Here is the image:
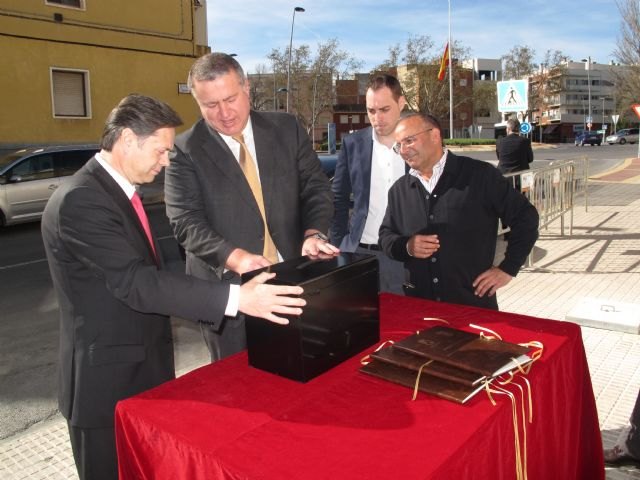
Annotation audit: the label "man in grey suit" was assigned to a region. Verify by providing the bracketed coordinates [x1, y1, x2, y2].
[165, 53, 338, 361]
[42, 94, 306, 480]
[330, 74, 406, 294]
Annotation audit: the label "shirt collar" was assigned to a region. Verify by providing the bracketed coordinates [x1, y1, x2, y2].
[95, 152, 136, 199]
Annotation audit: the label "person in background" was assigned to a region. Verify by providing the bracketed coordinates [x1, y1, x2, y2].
[165, 53, 338, 362]
[604, 391, 640, 467]
[379, 113, 539, 310]
[330, 73, 406, 294]
[496, 118, 533, 174]
[42, 94, 306, 480]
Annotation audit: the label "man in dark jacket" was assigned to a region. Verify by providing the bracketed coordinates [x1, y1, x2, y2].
[379, 113, 539, 310]
[496, 118, 533, 174]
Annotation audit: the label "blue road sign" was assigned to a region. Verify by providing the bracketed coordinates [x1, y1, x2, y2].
[520, 122, 531, 134]
[497, 80, 529, 112]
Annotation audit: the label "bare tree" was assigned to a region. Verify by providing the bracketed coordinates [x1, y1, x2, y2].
[613, 0, 640, 115]
[528, 49, 567, 124]
[248, 64, 277, 112]
[266, 39, 362, 132]
[398, 39, 474, 120]
[501, 45, 537, 80]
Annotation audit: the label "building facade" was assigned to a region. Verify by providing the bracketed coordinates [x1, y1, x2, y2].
[530, 60, 618, 143]
[464, 58, 503, 139]
[0, 0, 209, 149]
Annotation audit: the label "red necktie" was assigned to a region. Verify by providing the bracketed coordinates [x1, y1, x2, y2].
[131, 191, 157, 259]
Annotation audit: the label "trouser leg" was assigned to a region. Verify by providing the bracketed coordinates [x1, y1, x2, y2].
[67, 422, 118, 480]
[626, 390, 640, 458]
[200, 315, 247, 362]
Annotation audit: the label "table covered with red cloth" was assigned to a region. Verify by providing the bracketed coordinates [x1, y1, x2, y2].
[115, 293, 604, 480]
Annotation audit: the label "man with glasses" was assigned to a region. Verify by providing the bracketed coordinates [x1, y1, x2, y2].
[330, 74, 407, 294]
[379, 113, 538, 309]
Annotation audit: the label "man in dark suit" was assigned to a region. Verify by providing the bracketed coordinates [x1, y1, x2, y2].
[165, 53, 338, 362]
[42, 94, 306, 480]
[496, 118, 533, 174]
[330, 74, 406, 294]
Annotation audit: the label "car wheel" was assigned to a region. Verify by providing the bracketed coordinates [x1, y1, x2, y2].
[620, 138, 627, 145]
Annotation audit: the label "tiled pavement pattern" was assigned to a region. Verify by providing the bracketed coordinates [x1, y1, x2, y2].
[1, 170, 639, 479]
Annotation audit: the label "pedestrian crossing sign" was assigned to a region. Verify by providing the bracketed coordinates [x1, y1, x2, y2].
[497, 80, 529, 113]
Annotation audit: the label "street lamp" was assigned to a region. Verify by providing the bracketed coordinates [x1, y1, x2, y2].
[581, 57, 592, 131]
[286, 6, 305, 113]
[448, 0, 453, 139]
[276, 87, 287, 111]
[312, 74, 319, 148]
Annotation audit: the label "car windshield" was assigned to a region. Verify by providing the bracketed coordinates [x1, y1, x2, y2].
[0, 150, 36, 173]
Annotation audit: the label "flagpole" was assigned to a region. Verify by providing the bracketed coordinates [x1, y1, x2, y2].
[448, 0, 453, 139]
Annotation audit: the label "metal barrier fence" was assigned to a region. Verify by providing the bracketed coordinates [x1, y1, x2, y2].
[502, 157, 589, 236]
[501, 157, 589, 265]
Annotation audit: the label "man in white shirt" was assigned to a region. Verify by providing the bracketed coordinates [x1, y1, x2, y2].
[330, 74, 407, 293]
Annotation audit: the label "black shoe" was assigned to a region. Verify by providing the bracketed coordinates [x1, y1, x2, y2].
[604, 445, 640, 467]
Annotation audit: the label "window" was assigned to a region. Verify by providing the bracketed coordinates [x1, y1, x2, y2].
[50, 68, 91, 118]
[11, 155, 56, 182]
[54, 150, 97, 177]
[340, 115, 349, 124]
[45, 0, 84, 9]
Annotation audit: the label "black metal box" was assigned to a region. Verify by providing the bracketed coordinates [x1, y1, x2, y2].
[242, 253, 379, 382]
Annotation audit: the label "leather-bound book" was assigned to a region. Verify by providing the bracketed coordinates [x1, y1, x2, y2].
[360, 360, 488, 404]
[392, 326, 532, 377]
[370, 345, 486, 386]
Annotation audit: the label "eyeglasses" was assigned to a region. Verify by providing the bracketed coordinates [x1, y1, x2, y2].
[392, 128, 433, 154]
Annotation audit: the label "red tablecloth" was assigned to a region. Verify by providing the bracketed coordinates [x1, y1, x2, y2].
[115, 293, 604, 479]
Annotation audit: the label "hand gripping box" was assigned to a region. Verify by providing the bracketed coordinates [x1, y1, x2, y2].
[242, 253, 380, 382]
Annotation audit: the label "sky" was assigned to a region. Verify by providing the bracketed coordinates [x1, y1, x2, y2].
[206, 0, 621, 74]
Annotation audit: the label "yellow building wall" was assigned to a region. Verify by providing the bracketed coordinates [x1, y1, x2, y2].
[0, 0, 206, 147]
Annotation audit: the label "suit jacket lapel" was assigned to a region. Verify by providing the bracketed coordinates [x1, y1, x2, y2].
[250, 111, 277, 214]
[88, 158, 159, 265]
[357, 128, 374, 202]
[196, 121, 262, 218]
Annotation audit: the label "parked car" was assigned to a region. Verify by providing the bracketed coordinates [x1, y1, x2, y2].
[317, 153, 338, 180]
[606, 128, 639, 145]
[0, 145, 98, 226]
[574, 131, 602, 147]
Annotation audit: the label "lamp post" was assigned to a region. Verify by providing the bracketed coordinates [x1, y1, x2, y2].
[448, 0, 453, 139]
[276, 87, 287, 111]
[312, 74, 319, 148]
[286, 6, 305, 113]
[586, 56, 592, 131]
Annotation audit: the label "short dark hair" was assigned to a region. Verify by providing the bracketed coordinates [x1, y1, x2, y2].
[367, 73, 403, 102]
[400, 112, 443, 132]
[187, 52, 246, 89]
[100, 94, 183, 151]
[506, 118, 520, 133]
[397, 112, 445, 147]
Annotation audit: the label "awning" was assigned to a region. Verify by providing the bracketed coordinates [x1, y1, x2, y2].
[543, 125, 559, 134]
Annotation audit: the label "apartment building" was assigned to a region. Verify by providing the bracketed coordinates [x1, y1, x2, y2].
[530, 60, 618, 142]
[0, 0, 209, 148]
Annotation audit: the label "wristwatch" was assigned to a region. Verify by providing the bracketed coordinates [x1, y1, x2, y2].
[304, 232, 329, 242]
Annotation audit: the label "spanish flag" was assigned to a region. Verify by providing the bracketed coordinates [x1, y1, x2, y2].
[437, 42, 449, 81]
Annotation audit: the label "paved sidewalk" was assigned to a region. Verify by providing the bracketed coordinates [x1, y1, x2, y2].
[1, 172, 639, 479]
